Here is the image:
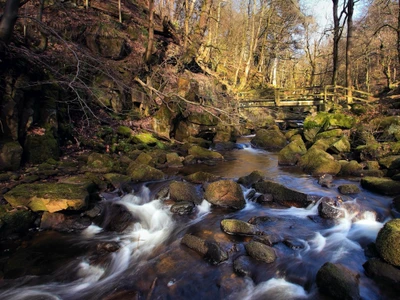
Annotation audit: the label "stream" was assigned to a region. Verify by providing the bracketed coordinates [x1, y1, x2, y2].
[0, 136, 394, 300]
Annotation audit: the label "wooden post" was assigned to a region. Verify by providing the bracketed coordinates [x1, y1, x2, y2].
[275, 88, 280, 106]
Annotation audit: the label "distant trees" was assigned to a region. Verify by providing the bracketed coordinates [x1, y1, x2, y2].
[0, 0, 20, 43]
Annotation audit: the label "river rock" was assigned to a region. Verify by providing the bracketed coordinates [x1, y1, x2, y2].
[329, 136, 351, 154]
[237, 170, 264, 187]
[104, 173, 131, 189]
[379, 155, 400, 170]
[318, 197, 345, 219]
[188, 145, 223, 161]
[316, 262, 360, 300]
[40, 212, 91, 232]
[250, 128, 287, 150]
[181, 234, 228, 264]
[166, 152, 183, 168]
[245, 240, 276, 263]
[376, 219, 400, 266]
[169, 181, 202, 204]
[363, 258, 400, 290]
[338, 160, 364, 176]
[318, 174, 334, 188]
[86, 152, 115, 173]
[278, 135, 307, 166]
[298, 147, 341, 176]
[100, 203, 137, 232]
[204, 180, 245, 210]
[4, 183, 89, 213]
[253, 180, 315, 208]
[134, 152, 153, 165]
[360, 176, 400, 196]
[126, 162, 164, 182]
[220, 219, 260, 236]
[233, 255, 254, 277]
[170, 201, 195, 215]
[338, 184, 360, 195]
[184, 171, 221, 183]
[0, 140, 23, 171]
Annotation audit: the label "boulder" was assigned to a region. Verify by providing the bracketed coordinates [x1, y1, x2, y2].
[188, 145, 223, 160]
[338, 160, 364, 176]
[185, 171, 221, 183]
[329, 136, 351, 154]
[204, 180, 245, 210]
[318, 197, 345, 219]
[181, 234, 228, 264]
[251, 128, 287, 150]
[24, 132, 59, 164]
[379, 155, 400, 170]
[104, 173, 131, 189]
[245, 240, 276, 263]
[361, 177, 400, 196]
[166, 152, 183, 168]
[316, 262, 360, 300]
[131, 132, 164, 149]
[40, 212, 91, 232]
[220, 219, 260, 236]
[0, 141, 23, 171]
[116, 126, 133, 137]
[376, 219, 400, 266]
[0, 205, 36, 238]
[126, 162, 164, 182]
[338, 184, 360, 195]
[100, 203, 137, 232]
[318, 174, 334, 188]
[254, 180, 316, 208]
[237, 170, 264, 187]
[315, 129, 343, 140]
[4, 183, 89, 213]
[298, 147, 341, 176]
[134, 152, 153, 165]
[278, 135, 307, 166]
[87, 153, 114, 173]
[169, 181, 202, 204]
[363, 258, 400, 290]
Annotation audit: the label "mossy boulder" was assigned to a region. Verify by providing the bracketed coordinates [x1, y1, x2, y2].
[237, 170, 264, 187]
[338, 160, 364, 176]
[181, 234, 228, 265]
[361, 177, 400, 196]
[338, 184, 360, 195]
[188, 145, 223, 160]
[0, 141, 23, 171]
[329, 136, 351, 154]
[379, 155, 400, 170]
[204, 180, 245, 210]
[376, 219, 400, 266]
[0, 205, 36, 238]
[316, 262, 360, 300]
[363, 258, 400, 290]
[86, 152, 114, 173]
[126, 162, 164, 182]
[220, 219, 260, 236]
[298, 147, 341, 176]
[117, 126, 133, 137]
[166, 152, 183, 168]
[253, 180, 315, 208]
[131, 132, 165, 149]
[315, 129, 343, 140]
[4, 183, 89, 213]
[134, 152, 153, 165]
[251, 128, 287, 150]
[278, 135, 307, 166]
[188, 112, 219, 126]
[24, 132, 59, 164]
[184, 171, 221, 183]
[104, 173, 131, 189]
[169, 181, 202, 204]
[245, 240, 276, 263]
[305, 112, 356, 130]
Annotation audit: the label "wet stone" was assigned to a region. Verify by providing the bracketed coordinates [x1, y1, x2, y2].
[170, 201, 195, 215]
[233, 255, 254, 277]
[256, 194, 273, 203]
[283, 239, 305, 250]
[318, 174, 334, 188]
[245, 240, 276, 263]
[363, 258, 400, 290]
[220, 219, 260, 236]
[97, 242, 120, 253]
[318, 197, 345, 219]
[338, 184, 360, 195]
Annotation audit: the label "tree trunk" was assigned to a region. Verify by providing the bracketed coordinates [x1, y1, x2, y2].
[332, 0, 339, 86]
[397, 0, 400, 65]
[346, 0, 354, 103]
[0, 0, 21, 43]
[145, 0, 155, 64]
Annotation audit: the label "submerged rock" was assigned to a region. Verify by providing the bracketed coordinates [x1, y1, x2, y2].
[220, 219, 260, 236]
[338, 184, 360, 195]
[245, 240, 276, 263]
[233, 255, 254, 277]
[204, 180, 245, 210]
[361, 176, 400, 196]
[184, 171, 221, 183]
[4, 183, 89, 213]
[181, 234, 228, 264]
[376, 219, 400, 266]
[363, 258, 400, 291]
[237, 170, 264, 187]
[316, 262, 360, 300]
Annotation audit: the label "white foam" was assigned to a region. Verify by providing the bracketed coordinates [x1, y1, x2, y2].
[81, 224, 103, 238]
[197, 199, 211, 216]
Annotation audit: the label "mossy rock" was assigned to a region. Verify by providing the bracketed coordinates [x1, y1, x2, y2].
[285, 129, 301, 140]
[104, 173, 131, 189]
[351, 103, 367, 115]
[338, 184, 360, 195]
[379, 156, 400, 170]
[117, 126, 134, 137]
[134, 152, 153, 165]
[371, 116, 400, 130]
[166, 152, 183, 168]
[245, 240, 276, 263]
[329, 136, 351, 154]
[184, 171, 221, 183]
[251, 128, 287, 150]
[316, 262, 360, 300]
[376, 219, 400, 266]
[312, 137, 340, 151]
[237, 170, 264, 187]
[126, 162, 164, 182]
[188, 112, 219, 126]
[0, 173, 11, 182]
[220, 219, 259, 236]
[4, 183, 89, 212]
[278, 135, 307, 166]
[361, 177, 400, 196]
[152, 105, 174, 138]
[58, 175, 99, 193]
[0, 205, 36, 238]
[204, 180, 245, 210]
[24, 132, 59, 164]
[188, 145, 223, 160]
[298, 147, 341, 176]
[315, 129, 343, 140]
[0, 141, 23, 171]
[187, 136, 212, 148]
[169, 181, 202, 204]
[86, 152, 114, 173]
[131, 132, 165, 149]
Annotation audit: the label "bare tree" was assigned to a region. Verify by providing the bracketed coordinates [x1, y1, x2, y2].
[0, 0, 21, 43]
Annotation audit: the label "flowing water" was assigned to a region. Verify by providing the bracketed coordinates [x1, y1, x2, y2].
[0, 136, 395, 299]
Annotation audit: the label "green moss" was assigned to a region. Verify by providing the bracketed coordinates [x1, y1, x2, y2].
[185, 171, 221, 183]
[221, 219, 258, 235]
[298, 147, 341, 175]
[126, 162, 164, 182]
[315, 129, 343, 140]
[117, 126, 133, 137]
[278, 137, 307, 166]
[188, 145, 223, 160]
[25, 132, 59, 164]
[251, 129, 287, 150]
[376, 219, 400, 266]
[361, 177, 400, 196]
[86, 153, 114, 173]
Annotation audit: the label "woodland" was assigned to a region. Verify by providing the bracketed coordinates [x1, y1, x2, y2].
[0, 0, 400, 299]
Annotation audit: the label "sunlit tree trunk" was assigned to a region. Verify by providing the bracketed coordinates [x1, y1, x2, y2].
[346, 0, 354, 103]
[0, 0, 21, 43]
[332, 0, 339, 86]
[145, 0, 155, 64]
[118, 0, 122, 23]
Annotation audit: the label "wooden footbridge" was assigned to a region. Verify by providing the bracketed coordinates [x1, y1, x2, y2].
[238, 85, 377, 110]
